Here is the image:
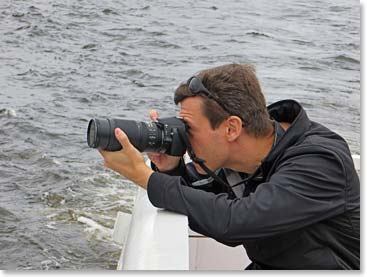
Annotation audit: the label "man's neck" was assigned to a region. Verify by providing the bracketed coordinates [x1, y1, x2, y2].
[227, 125, 275, 174]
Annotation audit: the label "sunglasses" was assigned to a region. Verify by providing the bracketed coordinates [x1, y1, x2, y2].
[187, 76, 244, 126]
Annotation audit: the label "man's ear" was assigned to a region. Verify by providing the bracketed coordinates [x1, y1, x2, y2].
[225, 116, 243, 142]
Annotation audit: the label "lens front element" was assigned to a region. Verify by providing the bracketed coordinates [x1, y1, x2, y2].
[87, 119, 97, 148]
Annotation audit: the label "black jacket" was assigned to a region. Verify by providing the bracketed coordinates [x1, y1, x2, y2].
[147, 100, 360, 269]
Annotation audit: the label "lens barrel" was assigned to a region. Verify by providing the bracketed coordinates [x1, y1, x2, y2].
[87, 117, 188, 158]
[87, 117, 186, 155]
[87, 118, 159, 152]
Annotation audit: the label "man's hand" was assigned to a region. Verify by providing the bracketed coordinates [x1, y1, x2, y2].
[147, 109, 181, 171]
[99, 128, 154, 189]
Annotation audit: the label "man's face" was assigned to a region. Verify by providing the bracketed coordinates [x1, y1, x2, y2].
[179, 96, 228, 174]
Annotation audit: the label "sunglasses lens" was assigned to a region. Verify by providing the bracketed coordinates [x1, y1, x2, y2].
[189, 77, 201, 93]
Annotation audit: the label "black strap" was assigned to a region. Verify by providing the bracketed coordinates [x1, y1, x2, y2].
[231, 120, 285, 188]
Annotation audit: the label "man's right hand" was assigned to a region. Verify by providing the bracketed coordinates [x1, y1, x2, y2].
[146, 109, 181, 172]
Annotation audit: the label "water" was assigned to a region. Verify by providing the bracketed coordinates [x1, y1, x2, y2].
[0, 0, 360, 270]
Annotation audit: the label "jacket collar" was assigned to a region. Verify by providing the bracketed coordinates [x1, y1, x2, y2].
[261, 99, 311, 173]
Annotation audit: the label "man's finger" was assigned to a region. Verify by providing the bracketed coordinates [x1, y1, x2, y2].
[114, 128, 132, 150]
[149, 109, 159, 121]
[147, 152, 160, 158]
[98, 148, 106, 158]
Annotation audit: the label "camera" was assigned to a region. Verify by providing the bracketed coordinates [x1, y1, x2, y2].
[87, 117, 187, 156]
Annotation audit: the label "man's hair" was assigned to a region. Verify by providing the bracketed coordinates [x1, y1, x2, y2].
[174, 63, 272, 137]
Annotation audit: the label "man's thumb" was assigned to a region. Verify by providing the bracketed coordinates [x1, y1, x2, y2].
[115, 128, 131, 149]
[149, 109, 159, 121]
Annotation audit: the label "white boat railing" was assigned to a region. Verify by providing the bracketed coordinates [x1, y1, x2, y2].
[113, 154, 360, 270]
[114, 187, 189, 270]
[352, 154, 360, 171]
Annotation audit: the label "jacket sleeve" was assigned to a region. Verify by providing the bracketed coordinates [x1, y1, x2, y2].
[147, 148, 350, 246]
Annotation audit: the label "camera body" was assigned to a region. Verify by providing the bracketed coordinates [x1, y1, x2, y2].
[87, 117, 187, 156]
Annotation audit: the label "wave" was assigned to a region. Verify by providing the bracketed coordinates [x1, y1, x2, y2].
[0, 207, 18, 222]
[333, 54, 359, 64]
[0, 108, 16, 117]
[246, 31, 272, 38]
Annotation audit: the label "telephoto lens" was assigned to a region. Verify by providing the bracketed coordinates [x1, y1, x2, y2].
[87, 117, 187, 156]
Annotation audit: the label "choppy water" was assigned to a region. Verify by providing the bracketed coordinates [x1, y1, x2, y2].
[0, 0, 360, 270]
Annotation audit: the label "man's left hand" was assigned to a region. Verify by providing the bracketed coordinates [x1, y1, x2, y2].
[99, 128, 154, 189]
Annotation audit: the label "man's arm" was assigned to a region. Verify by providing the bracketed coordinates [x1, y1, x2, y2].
[147, 148, 355, 246]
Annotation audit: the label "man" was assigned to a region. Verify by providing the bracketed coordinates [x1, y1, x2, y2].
[99, 63, 360, 269]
